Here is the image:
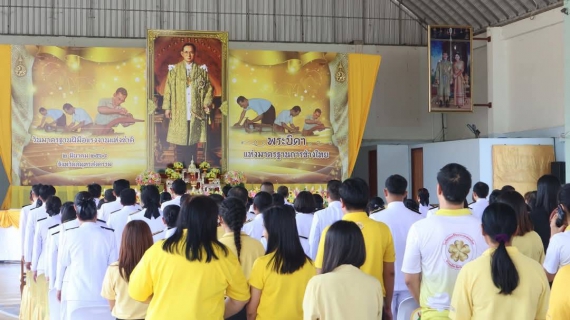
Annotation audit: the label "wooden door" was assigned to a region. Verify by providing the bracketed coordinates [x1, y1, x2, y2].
[411, 148, 424, 201]
[369, 150, 378, 197]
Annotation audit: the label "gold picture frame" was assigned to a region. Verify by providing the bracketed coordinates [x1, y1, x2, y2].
[146, 30, 229, 171]
[428, 25, 473, 113]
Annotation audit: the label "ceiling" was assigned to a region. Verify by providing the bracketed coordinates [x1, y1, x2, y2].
[399, 0, 564, 34]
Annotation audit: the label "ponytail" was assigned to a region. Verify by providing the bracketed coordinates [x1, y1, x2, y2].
[482, 203, 519, 295]
[491, 234, 519, 295]
[219, 197, 247, 262]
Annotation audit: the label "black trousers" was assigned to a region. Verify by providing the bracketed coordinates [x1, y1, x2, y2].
[226, 306, 247, 320]
[261, 105, 276, 124]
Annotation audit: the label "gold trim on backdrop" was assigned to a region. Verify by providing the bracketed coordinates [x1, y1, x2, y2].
[427, 25, 474, 113]
[146, 30, 229, 172]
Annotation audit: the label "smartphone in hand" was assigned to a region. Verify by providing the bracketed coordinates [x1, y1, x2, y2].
[556, 205, 566, 228]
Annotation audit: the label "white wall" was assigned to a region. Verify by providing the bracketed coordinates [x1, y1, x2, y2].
[351, 145, 376, 185]
[376, 145, 410, 199]
[412, 139, 481, 201]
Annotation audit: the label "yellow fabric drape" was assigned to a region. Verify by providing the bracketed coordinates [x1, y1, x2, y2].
[0, 209, 21, 228]
[0, 45, 12, 210]
[347, 54, 381, 177]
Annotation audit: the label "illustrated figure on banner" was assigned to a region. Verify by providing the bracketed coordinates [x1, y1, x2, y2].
[163, 43, 213, 166]
[94, 88, 135, 128]
[453, 53, 466, 108]
[434, 52, 452, 108]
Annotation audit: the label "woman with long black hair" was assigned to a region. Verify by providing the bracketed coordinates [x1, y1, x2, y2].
[55, 194, 117, 319]
[531, 174, 561, 250]
[303, 220, 383, 320]
[247, 205, 315, 320]
[129, 196, 250, 319]
[129, 185, 163, 241]
[450, 203, 549, 320]
[417, 188, 430, 217]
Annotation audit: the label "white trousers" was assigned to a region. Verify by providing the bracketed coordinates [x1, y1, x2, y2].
[392, 289, 412, 320]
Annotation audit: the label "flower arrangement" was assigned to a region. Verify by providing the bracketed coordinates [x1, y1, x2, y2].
[173, 162, 184, 170]
[223, 170, 246, 187]
[135, 170, 162, 187]
[205, 167, 221, 179]
[199, 161, 211, 170]
[165, 168, 183, 180]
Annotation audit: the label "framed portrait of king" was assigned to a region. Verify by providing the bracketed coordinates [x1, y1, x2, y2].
[428, 25, 473, 113]
[147, 30, 228, 171]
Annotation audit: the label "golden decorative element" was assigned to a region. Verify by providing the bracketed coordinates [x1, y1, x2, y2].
[14, 55, 27, 77]
[448, 240, 471, 262]
[335, 62, 346, 83]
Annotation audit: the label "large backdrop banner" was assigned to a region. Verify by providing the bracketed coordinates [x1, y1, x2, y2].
[227, 50, 349, 184]
[11, 45, 147, 186]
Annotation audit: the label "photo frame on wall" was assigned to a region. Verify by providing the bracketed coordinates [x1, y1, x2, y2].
[146, 30, 228, 171]
[428, 25, 473, 113]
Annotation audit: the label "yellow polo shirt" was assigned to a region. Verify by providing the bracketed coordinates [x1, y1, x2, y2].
[129, 238, 250, 319]
[548, 265, 570, 319]
[218, 231, 265, 279]
[513, 231, 545, 263]
[450, 247, 550, 320]
[315, 211, 395, 295]
[101, 262, 148, 319]
[303, 264, 383, 320]
[249, 252, 316, 320]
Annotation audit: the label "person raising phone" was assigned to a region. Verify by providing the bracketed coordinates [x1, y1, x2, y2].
[543, 184, 570, 281]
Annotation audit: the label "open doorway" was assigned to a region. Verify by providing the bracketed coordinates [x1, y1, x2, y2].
[411, 148, 424, 201]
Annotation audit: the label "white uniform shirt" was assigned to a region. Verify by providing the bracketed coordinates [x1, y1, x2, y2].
[543, 231, 570, 274]
[108, 206, 141, 250]
[32, 213, 61, 275]
[99, 198, 123, 223]
[242, 214, 264, 240]
[468, 198, 489, 219]
[370, 201, 422, 292]
[20, 201, 37, 257]
[55, 222, 117, 303]
[25, 205, 47, 263]
[419, 204, 430, 218]
[160, 196, 181, 210]
[401, 209, 488, 314]
[274, 110, 293, 126]
[46, 225, 61, 289]
[128, 208, 164, 240]
[245, 99, 272, 115]
[426, 207, 438, 218]
[296, 213, 314, 257]
[308, 201, 343, 260]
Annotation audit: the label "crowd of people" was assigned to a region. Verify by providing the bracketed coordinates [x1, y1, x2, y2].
[18, 163, 570, 319]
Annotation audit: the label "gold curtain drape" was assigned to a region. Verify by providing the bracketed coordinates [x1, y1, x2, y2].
[0, 45, 12, 209]
[347, 54, 381, 177]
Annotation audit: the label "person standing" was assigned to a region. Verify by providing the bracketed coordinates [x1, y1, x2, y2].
[402, 163, 487, 320]
[162, 43, 213, 164]
[434, 52, 452, 108]
[469, 182, 489, 219]
[315, 178, 396, 320]
[160, 179, 187, 209]
[303, 221, 384, 320]
[452, 53, 466, 108]
[449, 203, 550, 320]
[107, 189, 141, 250]
[370, 175, 422, 319]
[308, 180, 343, 260]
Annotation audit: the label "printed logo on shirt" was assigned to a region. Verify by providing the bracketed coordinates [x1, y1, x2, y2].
[442, 233, 476, 269]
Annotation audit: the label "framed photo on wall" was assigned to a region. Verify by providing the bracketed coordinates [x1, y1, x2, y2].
[428, 25, 473, 113]
[147, 30, 228, 171]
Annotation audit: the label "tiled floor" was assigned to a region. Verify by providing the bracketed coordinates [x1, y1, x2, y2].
[0, 262, 20, 319]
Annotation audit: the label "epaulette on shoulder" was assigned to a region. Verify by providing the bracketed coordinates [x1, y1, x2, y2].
[30, 206, 40, 211]
[52, 231, 60, 236]
[66, 227, 79, 231]
[97, 219, 106, 223]
[244, 218, 255, 224]
[101, 226, 114, 232]
[152, 230, 163, 236]
[110, 209, 120, 214]
[37, 217, 47, 222]
[129, 209, 142, 216]
[48, 224, 60, 230]
[429, 205, 439, 209]
[370, 207, 385, 215]
[468, 201, 475, 206]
